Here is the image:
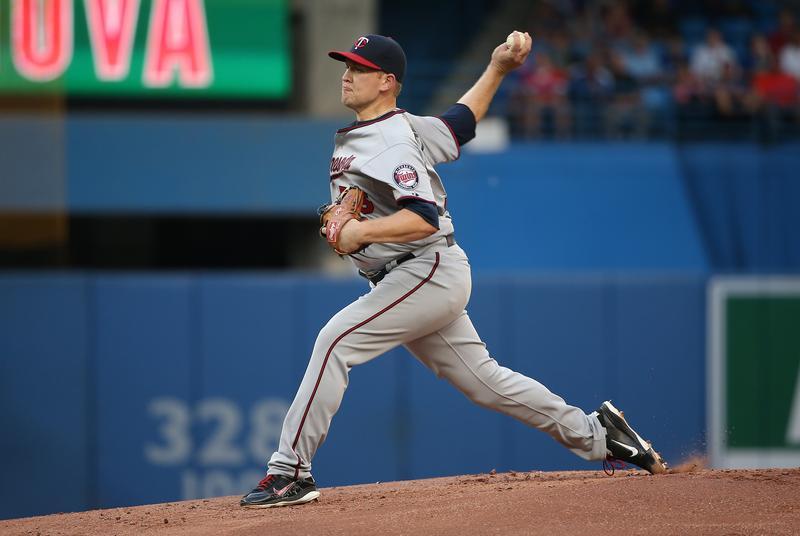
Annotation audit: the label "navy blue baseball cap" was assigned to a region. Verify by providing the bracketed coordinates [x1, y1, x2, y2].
[328, 34, 407, 83]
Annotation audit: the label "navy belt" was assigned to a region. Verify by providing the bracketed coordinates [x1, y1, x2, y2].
[360, 234, 456, 285]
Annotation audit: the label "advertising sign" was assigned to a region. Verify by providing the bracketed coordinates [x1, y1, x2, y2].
[709, 277, 800, 468]
[0, 0, 290, 98]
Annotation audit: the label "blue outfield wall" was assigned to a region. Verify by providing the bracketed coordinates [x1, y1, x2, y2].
[0, 273, 706, 519]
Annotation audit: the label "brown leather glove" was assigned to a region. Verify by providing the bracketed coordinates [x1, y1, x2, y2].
[318, 186, 366, 255]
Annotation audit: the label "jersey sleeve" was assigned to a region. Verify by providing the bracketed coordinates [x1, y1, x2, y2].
[439, 103, 477, 146]
[399, 197, 440, 229]
[405, 113, 461, 165]
[360, 142, 437, 205]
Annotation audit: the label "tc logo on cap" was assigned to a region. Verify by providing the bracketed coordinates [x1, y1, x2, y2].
[354, 36, 369, 49]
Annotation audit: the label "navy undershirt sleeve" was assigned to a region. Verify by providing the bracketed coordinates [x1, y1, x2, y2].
[398, 198, 440, 229]
[439, 103, 477, 146]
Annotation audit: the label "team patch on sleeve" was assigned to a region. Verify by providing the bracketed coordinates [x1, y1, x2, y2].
[393, 164, 419, 189]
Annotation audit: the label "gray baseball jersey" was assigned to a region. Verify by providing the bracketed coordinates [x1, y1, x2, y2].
[266, 109, 608, 482]
[327, 109, 457, 272]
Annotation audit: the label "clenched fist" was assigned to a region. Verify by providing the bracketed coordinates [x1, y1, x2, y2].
[490, 31, 532, 75]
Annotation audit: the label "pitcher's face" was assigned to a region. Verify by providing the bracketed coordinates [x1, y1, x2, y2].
[340, 60, 391, 110]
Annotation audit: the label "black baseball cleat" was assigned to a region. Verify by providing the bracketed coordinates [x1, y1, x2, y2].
[240, 473, 320, 508]
[596, 400, 668, 475]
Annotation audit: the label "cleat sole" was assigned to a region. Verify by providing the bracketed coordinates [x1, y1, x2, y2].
[241, 490, 320, 509]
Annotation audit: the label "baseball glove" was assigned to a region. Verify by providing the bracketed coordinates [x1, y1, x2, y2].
[318, 186, 366, 255]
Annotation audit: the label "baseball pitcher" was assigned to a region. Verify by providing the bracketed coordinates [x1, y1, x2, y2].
[241, 32, 667, 509]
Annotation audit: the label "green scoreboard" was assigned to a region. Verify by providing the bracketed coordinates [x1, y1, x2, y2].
[0, 0, 290, 99]
[709, 278, 800, 468]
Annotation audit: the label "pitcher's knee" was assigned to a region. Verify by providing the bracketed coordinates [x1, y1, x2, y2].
[311, 323, 344, 364]
[314, 322, 334, 349]
[313, 321, 365, 370]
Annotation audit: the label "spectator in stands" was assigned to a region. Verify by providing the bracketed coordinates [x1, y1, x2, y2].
[673, 61, 703, 106]
[662, 34, 689, 72]
[769, 8, 797, 55]
[751, 58, 800, 117]
[747, 34, 775, 74]
[711, 62, 749, 118]
[504, 0, 797, 139]
[620, 32, 669, 108]
[779, 30, 800, 82]
[690, 29, 739, 84]
[568, 8, 600, 61]
[569, 52, 615, 101]
[688, 29, 747, 118]
[606, 51, 645, 138]
[569, 52, 615, 136]
[547, 30, 575, 69]
[620, 33, 663, 79]
[512, 52, 571, 139]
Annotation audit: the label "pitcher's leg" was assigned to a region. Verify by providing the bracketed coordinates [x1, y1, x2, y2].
[269, 253, 457, 479]
[405, 312, 607, 461]
[267, 312, 357, 480]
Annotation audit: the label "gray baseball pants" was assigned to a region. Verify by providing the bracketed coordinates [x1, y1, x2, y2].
[267, 243, 607, 479]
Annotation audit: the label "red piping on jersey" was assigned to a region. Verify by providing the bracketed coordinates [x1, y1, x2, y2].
[337, 109, 407, 133]
[435, 116, 461, 160]
[290, 253, 441, 479]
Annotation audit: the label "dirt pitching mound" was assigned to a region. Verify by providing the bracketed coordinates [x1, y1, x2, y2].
[3, 468, 799, 536]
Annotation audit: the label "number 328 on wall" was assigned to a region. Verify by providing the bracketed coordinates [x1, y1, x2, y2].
[144, 397, 289, 467]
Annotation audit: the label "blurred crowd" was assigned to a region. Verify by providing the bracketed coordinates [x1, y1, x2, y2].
[506, 0, 800, 139]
